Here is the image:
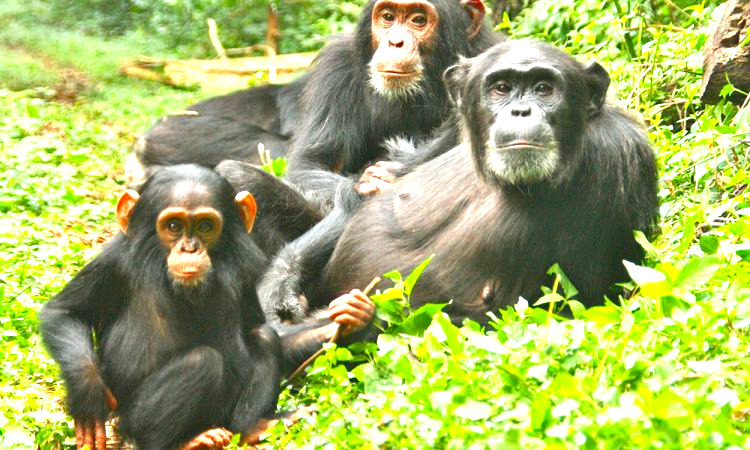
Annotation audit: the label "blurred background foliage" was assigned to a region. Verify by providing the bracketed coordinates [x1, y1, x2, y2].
[15, 0, 368, 56]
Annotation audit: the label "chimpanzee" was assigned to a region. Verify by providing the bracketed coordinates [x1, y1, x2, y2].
[38, 165, 375, 450]
[258, 40, 659, 328]
[126, 77, 306, 186]
[130, 1, 500, 207]
[285, 0, 500, 211]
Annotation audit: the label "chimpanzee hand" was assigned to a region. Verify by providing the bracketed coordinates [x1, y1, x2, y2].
[179, 428, 233, 450]
[355, 161, 404, 196]
[74, 388, 117, 450]
[327, 289, 376, 336]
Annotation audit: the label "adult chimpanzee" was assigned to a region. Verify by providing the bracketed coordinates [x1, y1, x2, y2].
[258, 40, 659, 328]
[285, 0, 499, 211]
[38, 165, 374, 450]
[126, 77, 305, 186]
[130, 1, 500, 204]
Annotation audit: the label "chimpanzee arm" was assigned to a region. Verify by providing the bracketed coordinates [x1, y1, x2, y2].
[38, 239, 125, 422]
[284, 36, 370, 212]
[257, 183, 363, 324]
[274, 298, 376, 377]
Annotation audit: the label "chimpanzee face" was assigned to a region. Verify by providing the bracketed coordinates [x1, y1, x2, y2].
[115, 165, 257, 290]
[368, 0, 440, 99]
[444, 41, 610, 189]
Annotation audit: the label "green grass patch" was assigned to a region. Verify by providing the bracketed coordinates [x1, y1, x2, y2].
[0, 48, 61, 91]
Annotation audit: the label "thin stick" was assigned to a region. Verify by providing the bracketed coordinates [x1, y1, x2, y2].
[287, 277, 381, 382]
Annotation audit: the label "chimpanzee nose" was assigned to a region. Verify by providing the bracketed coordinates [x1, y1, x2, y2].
[511, 104, 532, 117]
[388, 31, 406, 48]
[181, 239, 199, 253]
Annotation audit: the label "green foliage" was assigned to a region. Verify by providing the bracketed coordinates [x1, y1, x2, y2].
[0, 50, 61, 91]
[0, 0, 749, 448]
[3, 0, 368, 58]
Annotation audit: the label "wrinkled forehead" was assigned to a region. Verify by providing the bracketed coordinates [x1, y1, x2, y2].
[491, 42, 554, 67]
[471, 42, 572, 80]
[167, 181, 216, 209]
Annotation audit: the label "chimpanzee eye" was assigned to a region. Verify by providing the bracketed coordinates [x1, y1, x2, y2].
[534, 81, 554, 96]
[382, 11, 395, 23]
[492, 81, 512, 96]
[412, 14, 427, 27]
[166, 219, 182, 234]
[197, 219, 214, 234]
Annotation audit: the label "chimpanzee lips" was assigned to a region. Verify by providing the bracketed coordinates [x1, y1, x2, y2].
[378, 70, 417, 78]
[498, 140, 547, 150]
[168, 252, 212, 284]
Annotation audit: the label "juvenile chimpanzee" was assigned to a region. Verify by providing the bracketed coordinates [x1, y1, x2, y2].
[40, 164, 376, 449]
[259, 40, 659, 327]
[36, 167, 271, 449]
[131, 1, 500, 206]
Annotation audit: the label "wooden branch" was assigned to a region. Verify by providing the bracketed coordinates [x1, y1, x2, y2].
[207, 18, 227, 60]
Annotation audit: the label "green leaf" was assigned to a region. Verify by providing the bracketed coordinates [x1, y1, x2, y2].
[404, 255, 433, 297]
[623, 260, 667, 285]
[398, 302, 446, 335]
[547, 263, 579, 298]
[699, 235, 720, 255]
[634, 230, 658, 260]
[567, 300, 586, 319]
[673, 256, 721, 290]
[580, 306, 621, 325]
[530, 393, 552, 431]
[533, 292, 564, 307]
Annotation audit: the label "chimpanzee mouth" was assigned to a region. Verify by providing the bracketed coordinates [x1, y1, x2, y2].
[171, 268, 199, 280]
[497, 140, 548, 150]
[378, 70, 417, 78]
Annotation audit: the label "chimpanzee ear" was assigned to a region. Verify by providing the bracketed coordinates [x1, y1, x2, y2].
[116, 190, 140, 235]
[460, 0, 486, 39]
[235, 191, 257, 233]
[584, 61, 610, 117]
[443, 58, 469, 109]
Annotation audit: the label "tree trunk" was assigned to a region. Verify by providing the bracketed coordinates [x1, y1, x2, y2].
[700, 0, 750, 104]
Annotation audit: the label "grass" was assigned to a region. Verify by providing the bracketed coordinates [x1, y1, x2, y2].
[0, 0, 749, 448]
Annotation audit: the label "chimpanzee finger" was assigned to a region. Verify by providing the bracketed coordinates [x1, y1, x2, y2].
[355, 182, 379, 196]
[335, 299, 376, 322]
[81, 421, 94, 450]
[329, 290, 375, 314]
[205, 428, 232, 446]
[330, 313, 365, 334]
[329, 295, 375, 329]
[328, 296, 374, 322]
[75, 421, 84, 448]
[95, 420, 107, 450]
[368, 165, 393, 181]
[105, 387, 118, 411]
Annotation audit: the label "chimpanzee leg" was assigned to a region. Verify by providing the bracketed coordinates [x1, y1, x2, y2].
[117, 346, 225, 450]
[215, 160, 323, 256]
[229, 326, 282, 434]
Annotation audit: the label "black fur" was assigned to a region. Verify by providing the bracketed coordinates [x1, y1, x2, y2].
[39, 165, 281, 449]
[284, 0, 501, 212]
[262, 40, 659, 330]
[131, 75, 306, 183]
